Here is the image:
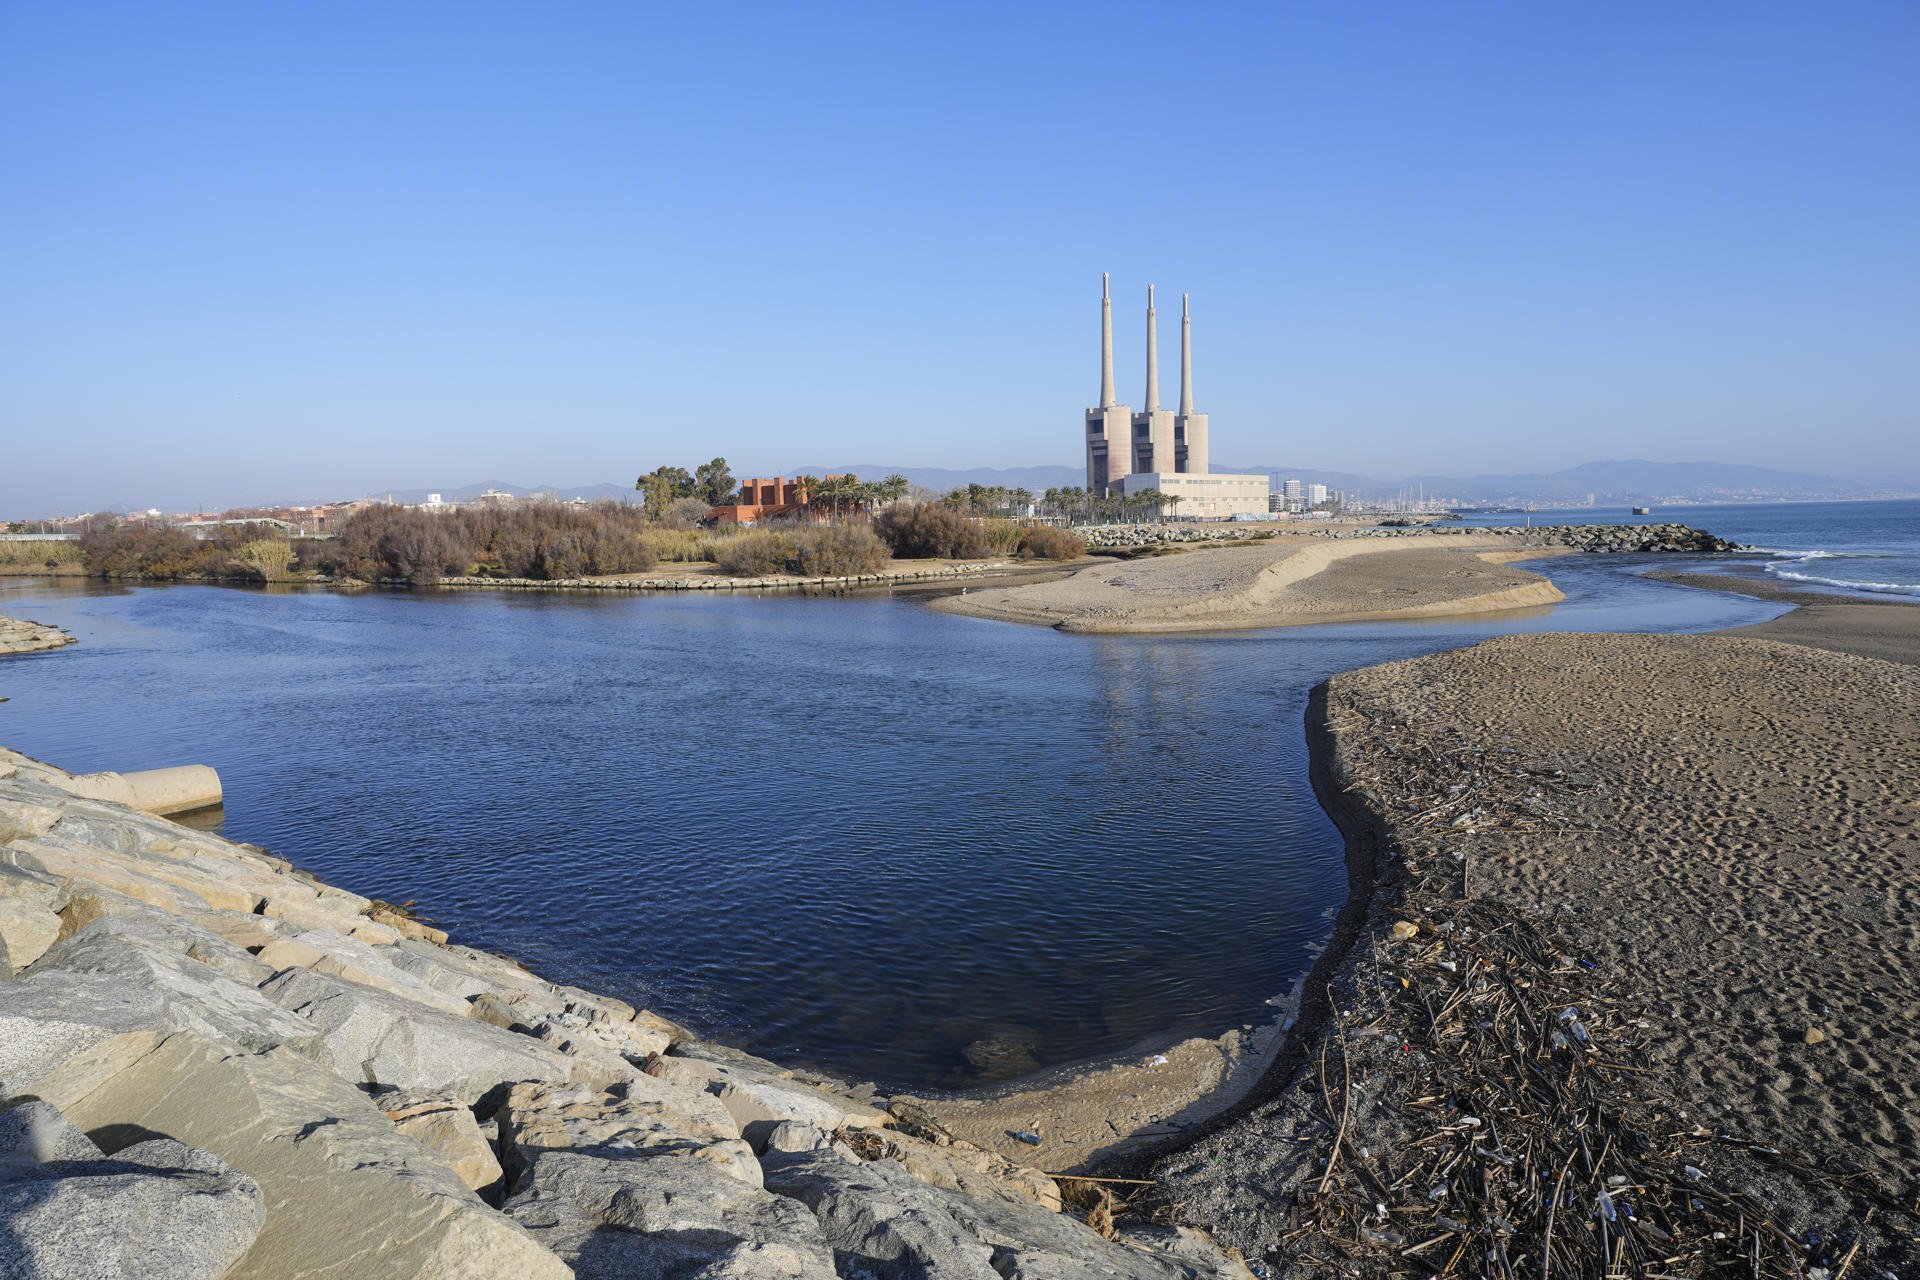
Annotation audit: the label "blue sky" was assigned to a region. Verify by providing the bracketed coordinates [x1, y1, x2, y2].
[4, 2, 1917, 513]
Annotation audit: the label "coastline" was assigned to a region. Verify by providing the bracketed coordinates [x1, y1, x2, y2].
[1646, 565, 1920, 665]
[12, 542, 1915, 1273]
[1150, 616, 1920, 1275]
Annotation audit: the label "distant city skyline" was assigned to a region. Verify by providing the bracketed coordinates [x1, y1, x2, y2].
[5, 3, 1917, 514]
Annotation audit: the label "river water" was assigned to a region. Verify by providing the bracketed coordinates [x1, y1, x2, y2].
[0, 558, 1783, 1088]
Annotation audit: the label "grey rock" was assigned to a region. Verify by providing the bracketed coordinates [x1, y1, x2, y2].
[0, 1099, 104, 1172]
[0, 969, 168, 1108]
[506, 1148, 833, 1280]
[61, 1034, 571, 1279]
[258, 963, 583, 1101]
[763, 1147, 1207, 1280]
[25, 914, 324, 1057]
[0, 1135, 264, 1280]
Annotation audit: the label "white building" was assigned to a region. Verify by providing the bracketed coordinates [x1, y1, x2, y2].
[1306, 483, 1328, 507]
[1083, 275, 1265, 518]
[1120, 472, 1269, 520]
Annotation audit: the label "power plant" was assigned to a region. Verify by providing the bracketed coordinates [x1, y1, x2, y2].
[1084, 275, 1266, 519]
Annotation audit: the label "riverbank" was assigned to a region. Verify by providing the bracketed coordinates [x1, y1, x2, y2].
[1152, 629, 1920, 1277]
[0, 745, 1254, 1278]
[0, 615, 75, 655]
[933, 533, 1574, 633]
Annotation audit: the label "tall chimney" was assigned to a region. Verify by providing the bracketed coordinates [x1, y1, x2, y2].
[1144, 284, 1159, 412]
[1099, 273, 1115, 408]
[1179, 292, 1193, 416]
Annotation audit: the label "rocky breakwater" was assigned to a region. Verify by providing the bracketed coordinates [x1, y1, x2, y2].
[0, 747, 1251, 1279]
[0, 616, 75, 656]
[1315, 522, 1743, 553]
[1079, 524, 1274, 549]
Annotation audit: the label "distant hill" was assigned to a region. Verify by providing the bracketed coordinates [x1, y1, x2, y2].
[320, 480, 643, 506]
[1387, 460, 1872, 504]
[314, 458, 1892, 513]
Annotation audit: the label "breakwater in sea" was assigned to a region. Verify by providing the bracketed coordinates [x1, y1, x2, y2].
[1077, 522, 1741, 553]
[0, 747, 1253, 1278]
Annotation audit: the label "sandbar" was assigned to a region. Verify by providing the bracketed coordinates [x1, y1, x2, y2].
[932, 534, 1568, 633]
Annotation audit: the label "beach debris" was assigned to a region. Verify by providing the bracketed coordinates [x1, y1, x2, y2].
[1148, 1053, 1169, 1066]
[1011, 1129, 1043, 1146]
[1389, 920, 1420, 941]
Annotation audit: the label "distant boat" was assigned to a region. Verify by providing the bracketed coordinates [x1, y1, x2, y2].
[1632, 505, 1652, 515]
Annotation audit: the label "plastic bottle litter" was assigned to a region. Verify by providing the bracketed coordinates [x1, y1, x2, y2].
[1012, 1130, 1042, 1146]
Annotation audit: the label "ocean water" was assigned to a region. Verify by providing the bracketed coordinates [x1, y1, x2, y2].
[1452, 498, 1920, 597]
[0, 559, 1783, 1089]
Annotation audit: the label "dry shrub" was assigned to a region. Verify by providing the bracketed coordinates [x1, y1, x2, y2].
[713, 530, 795, 576]
[978, 518, 1023, 557]
[325, 502, 658, 583]
[79, 524, 214, 579]
[792, 524, 889, 576]
[1016, 525, 1086, 560]
[646, 527, 743, 563]
[872, 504, 989, 559]
[0, 539, 87, 576]
[232, 538, 297, 582]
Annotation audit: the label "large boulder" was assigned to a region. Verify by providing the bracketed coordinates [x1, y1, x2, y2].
[0, 970, 169, 1109]
[498, 1077, 751, 1183]
[59, 1034, 571, 1280]
[255, 928, 475, 1017]
[372, 1089, 503, 1196]
[257, 965, 587, 1102]
[652, 1048, 890, 1150]
[500, 1080, 833, 1279]
[24, 914, 325, 1058]
[0, 1127, 265, 1280]
[762, 1145, 1224, 1280]
[507, 1149, 837, 1280]
[0, 1099, 103, 1169]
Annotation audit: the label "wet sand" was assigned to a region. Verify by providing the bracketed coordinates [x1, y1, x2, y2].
[1649, 566, 1920, 665]
[932, 535, 1568, 633]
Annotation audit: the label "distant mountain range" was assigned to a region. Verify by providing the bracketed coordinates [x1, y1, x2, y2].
[317, 459, 1902, 512]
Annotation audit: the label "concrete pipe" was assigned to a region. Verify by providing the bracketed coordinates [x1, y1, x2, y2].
[63, 765, 223, 817]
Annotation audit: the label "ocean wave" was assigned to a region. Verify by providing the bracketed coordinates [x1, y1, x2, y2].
[1746, 546, 1894, 561]
[1765, 567, 1920, 596]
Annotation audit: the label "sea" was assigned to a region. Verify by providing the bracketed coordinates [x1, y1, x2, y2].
[1449, 497, 1920, 597]
[0, 500, 1906, 1089]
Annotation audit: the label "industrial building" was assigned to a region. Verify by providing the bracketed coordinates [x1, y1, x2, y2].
[1084, 276, 1266, 519]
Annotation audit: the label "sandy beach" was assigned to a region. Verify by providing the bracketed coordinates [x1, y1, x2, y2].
[932, 534, 1569, 633]
[1650, 566, 1920, 665]
[1155, 625, 1920, 1275]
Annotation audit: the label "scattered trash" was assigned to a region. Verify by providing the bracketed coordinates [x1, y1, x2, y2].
[1390, 920, 1420, 941]
[1011, 1130, 1042, 1146]
[1148, 1054, 1168, 1066]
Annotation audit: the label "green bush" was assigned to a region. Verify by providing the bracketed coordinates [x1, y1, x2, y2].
[1016, 525, 1086, 560]
[872, 504, 989, 559]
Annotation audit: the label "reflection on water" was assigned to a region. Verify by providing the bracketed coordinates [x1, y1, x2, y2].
[0, 563, 1783, 1087]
